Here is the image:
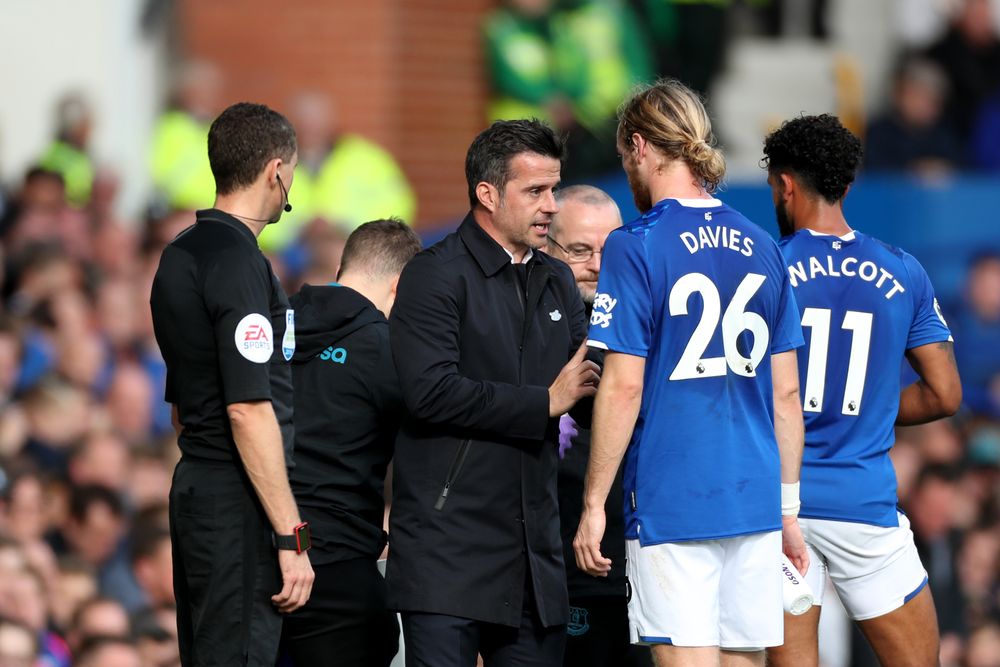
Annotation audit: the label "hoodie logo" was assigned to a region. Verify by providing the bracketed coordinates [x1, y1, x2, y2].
[320, 347, 347, 364]
[549, 309, 562, 322]
[282, 309, 295, 361]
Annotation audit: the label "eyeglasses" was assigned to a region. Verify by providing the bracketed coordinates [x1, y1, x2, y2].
[547, 235, 602, 263]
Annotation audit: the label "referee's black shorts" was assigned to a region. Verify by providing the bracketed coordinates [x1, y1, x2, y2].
[170, 457, 282, 666]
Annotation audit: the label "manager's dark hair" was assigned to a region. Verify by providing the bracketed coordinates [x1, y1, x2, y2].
[762, 114, 862, 204]
[338, 218, 422, 281]
[208, 102, 297, 196]
[465, 119, 565, 209]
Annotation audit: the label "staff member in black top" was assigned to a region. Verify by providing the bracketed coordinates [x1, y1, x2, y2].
[282, 218, 422, 666]
[544, 185, 651, 667]
[150, 102, 314, 667]
[387, 119, 601, 666]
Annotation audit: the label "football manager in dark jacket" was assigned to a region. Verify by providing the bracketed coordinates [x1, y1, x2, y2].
[387, 119, 601, 666]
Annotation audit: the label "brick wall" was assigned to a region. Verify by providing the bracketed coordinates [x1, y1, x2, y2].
[178, 0, 494, 227]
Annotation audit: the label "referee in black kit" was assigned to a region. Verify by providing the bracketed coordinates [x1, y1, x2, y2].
[150, 102, 314, 666]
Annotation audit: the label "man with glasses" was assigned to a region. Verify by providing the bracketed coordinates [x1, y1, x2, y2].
[545, 186, 621, 307]
[544, 185, 649, 667]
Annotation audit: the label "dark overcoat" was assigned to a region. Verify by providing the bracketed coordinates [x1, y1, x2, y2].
[387, 213, 587, 627]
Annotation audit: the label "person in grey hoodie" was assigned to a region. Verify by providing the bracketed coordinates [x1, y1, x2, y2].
[281, 218, 421, 667]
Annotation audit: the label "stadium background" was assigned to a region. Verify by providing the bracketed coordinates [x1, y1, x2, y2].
[0, 1, 997, 666]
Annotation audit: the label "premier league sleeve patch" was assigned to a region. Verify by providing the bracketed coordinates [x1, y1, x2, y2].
[282, 309, 296, 361]
[235, 313, 274, 363]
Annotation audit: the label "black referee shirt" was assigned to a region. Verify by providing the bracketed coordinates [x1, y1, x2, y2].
[151, 209, 295, 465]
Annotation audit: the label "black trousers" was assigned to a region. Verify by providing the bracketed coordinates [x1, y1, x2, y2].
[401, 584, 565, 667]
[281, 557, 399, 667]
[564, 596, 651, 667]
[170, 458, 282, 667]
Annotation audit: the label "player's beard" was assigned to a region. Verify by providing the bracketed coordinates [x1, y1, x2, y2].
[775, 198, 795, 237]
[626, 166, 653, 213]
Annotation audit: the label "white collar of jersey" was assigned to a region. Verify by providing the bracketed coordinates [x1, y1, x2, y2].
[673, 197, 722, 208]
[501, 246, 534, 264]
[805, 228, 857, 241]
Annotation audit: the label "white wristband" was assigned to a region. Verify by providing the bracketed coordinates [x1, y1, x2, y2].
[781, 482, 800, 516]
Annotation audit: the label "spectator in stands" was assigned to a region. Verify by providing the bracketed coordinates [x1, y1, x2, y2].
[662, 0, 732, 95]
[258, 92, 416, 252]
[56, 484, 145, 610]
[925, 0, 1000, 140]
[19, 378, 93, 474]
[484, 0, 653, 181]
[49, 558, 98, 635]
[75, 636, 142, 667]
[0, 470, 47, 545]
[0, 617, 38, 667]
[950, 252, 1000, 417]
[129, 522, 173, 610]
[5, 563, 71, 667]
[148, 61, 221, 212]
[67, 597, 130, 654]
[971, 92, 1000, 171]
[37, 93, 95, 207]
[958, 525, 1000, 629]
[554, 0, 654, 178]
[908, 465, 967, 650]
[966, 623, 1000, 667]
[131, 606, 180, 667]
[105, 363, 155, 445]
[126, 449, 174, 513]
[68, 431, 132, 494]
[96, 277, 142, 360]
[483, 0, 562, 126]
[1, 170, 90, 267]
[865, 55, 965, 174]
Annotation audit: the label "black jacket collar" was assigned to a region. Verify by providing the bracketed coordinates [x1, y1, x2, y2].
[458, 212, 540, 277]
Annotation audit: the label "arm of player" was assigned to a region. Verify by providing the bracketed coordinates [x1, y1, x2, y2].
[771, 349, 809, 576]
[574, 351, 644, 577]
[227, 400, 314, 614]
[897, 341, 962, 426]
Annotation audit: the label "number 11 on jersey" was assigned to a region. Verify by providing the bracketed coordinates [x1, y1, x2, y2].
[801, 307, 873, 416]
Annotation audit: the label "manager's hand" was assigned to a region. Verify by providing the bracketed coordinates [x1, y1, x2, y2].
[549, 341, 600, 417]
[574, 506, 612, 577]
[272, 550, 315, 614]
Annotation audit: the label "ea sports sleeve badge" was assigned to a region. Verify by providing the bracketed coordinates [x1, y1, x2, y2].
[235, 313, 274, 363]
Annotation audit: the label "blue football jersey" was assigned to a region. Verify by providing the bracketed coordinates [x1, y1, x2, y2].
[588, 198, 803, 545]
[779, 229, 952, 526]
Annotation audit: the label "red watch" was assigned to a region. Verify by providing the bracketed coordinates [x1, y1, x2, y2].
[273, 522, 311, 553]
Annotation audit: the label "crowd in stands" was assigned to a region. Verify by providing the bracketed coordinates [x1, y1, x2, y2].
[866, 0, 1000, 175]
[0, 1, 996, 666]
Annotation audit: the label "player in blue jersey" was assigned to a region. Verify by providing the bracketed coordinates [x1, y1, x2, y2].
[574, 79, 809, 667]
[761, 114, 962, 667]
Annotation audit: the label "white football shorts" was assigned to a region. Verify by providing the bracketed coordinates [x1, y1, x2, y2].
[626, 530, 783, 650]
[799, 512, 928, 621]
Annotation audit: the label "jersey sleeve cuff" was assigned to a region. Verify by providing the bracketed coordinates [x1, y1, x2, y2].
[770, 338, 804, 354]
[906, 333, 953, 350]
[587, 339, 648, 357]
[224, 388, 273, 405]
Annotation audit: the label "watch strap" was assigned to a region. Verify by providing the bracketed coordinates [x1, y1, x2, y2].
[272, 533, 299, 551]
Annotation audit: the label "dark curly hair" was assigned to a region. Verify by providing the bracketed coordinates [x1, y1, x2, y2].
[762, 114, 862, 204]
[208, 102, 296, 195]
